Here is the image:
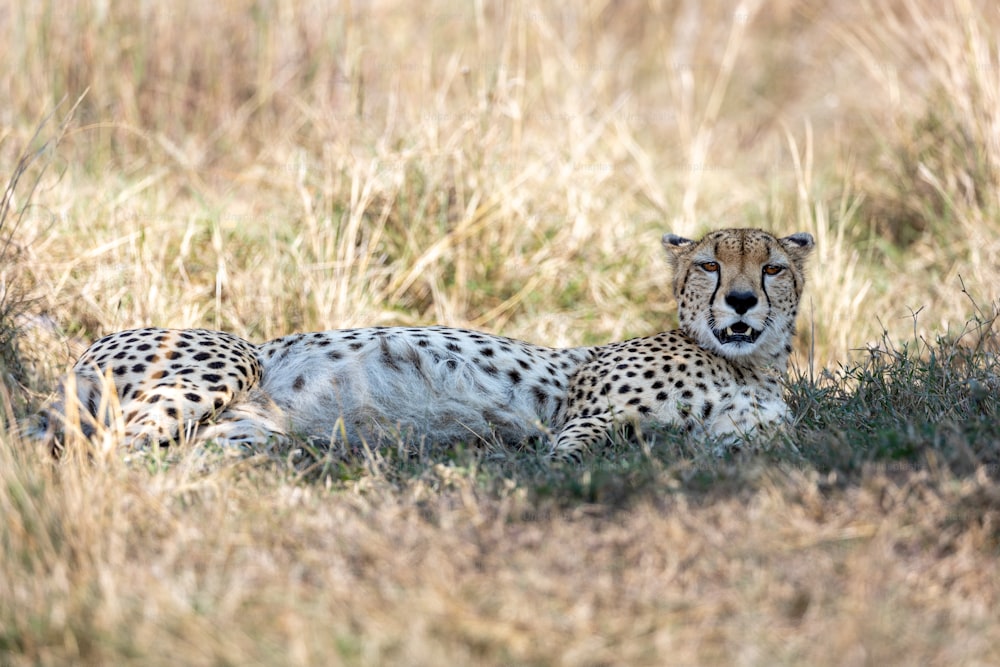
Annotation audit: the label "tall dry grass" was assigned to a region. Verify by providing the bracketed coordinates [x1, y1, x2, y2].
[3, 1, 1000, 665]
[8, 0, 998, 366]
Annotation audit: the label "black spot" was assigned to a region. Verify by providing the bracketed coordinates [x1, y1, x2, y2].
[531, 386, 549, 406]
[656, 391, 668, 402]
[114, 365, 128, 376]
[617, 384, 632, 394]
[165, 350, 182, 360]
[131, 364, 146, 373]
[380, 345, 402, 372]
[185, 392, 202, 403]
[208, 361, 226, 369]
[508, 369, 522, 384]
[194, 351, 212, 361]
[202, 373, 223, 383]
[293, 376, 306, 390]
[165, 406, 178, 419]
[643, 369, 656, 379]
[481, 347, 495, 357]
[349, 342, 364, 351]
[326, 350, 343, 361]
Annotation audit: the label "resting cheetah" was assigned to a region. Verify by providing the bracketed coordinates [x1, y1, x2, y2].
[551, 228, 814, 459]
[37, 228, 813, 460]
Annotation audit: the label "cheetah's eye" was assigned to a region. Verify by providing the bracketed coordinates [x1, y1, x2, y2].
[700, 261, 720, 273]
[763, 264, 784, 276]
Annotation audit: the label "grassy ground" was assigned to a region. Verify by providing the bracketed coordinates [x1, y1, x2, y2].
[2, 1, 1000, 664]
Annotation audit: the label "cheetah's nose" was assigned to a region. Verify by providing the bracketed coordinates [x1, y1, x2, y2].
[725, 291, 758, 315]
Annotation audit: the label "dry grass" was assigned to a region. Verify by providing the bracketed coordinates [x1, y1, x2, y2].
[3, 0, 1000, 664]
[4, 441, 1000, 666]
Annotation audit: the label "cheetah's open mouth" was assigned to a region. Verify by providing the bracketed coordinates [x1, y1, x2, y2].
[715, 321, 761, 345]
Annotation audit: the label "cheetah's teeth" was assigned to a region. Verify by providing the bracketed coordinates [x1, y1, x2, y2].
[717, 323, 761, 345]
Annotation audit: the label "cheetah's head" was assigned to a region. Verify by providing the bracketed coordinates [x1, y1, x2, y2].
[662, 228, 814, 366]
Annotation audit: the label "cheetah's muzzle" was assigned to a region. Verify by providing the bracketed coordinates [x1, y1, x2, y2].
[715, 321, 761, 345]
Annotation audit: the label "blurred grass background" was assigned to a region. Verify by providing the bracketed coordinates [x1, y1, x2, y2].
[5, 0, 999, 370]
[3, 1, 1000, 665]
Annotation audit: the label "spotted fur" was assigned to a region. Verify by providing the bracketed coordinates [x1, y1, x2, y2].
[37, 328, 284, 450]
[551, 228, 814, 459]
[256, 327, 593, 447]
[35, 228, 813, 461]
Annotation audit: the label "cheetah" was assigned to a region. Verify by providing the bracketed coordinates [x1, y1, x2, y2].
[36, 328, 285, 452]
[38, 325, 594, 453]
[551, 228, 814, 459]
[257, 228, 813, 458]
[36, 228, 813, 461]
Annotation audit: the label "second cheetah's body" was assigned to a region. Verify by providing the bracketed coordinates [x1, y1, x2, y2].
[38, 228, 814, 459]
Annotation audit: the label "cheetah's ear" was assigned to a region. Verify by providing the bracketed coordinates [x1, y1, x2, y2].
[778, 232, 815, 263]
[662, 233, 696, 269]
